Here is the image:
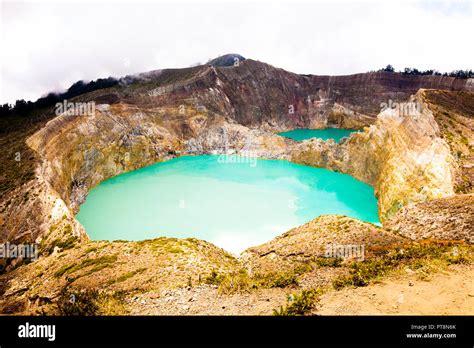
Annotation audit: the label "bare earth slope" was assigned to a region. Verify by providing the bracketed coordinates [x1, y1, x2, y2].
[315, 264, 474, 315]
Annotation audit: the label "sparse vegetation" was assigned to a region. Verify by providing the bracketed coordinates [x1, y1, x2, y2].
[332, 258, 391, 290]
[211, 265, 311, 295]
[52, 235, 78, 251]
[269, 271, 299, 288]
[54, 255, 118, 278]
[107, 268, 147, 285]
[273, 288, 323, 316]
[55, 288, 128, 315]
[217, 269, 255, 294]
[315, 257, 343, 267]
[332, 241, 472, 290]
[204, 269, 225, 286]
[84, 246, 98, 254]
[0, 77, 118, 118]
[379, 65, 474, 79]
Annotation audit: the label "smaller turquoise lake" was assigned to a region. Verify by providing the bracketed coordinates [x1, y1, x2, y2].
[76, 155, 379, 254]
[278, 128, 359, 142]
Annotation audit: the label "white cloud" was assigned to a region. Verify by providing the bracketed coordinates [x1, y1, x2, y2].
[0, 0, 472, 104]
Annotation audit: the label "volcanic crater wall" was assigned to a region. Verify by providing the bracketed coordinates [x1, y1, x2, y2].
[3, 58, 473, 248]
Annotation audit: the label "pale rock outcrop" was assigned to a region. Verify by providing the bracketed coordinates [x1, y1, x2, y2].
[185, 122, 290, 159]
[291, 92, 455, 221]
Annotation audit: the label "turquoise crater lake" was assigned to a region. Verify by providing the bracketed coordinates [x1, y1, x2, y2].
[278, 128, 359, 143]
[76, 155, 379, 253]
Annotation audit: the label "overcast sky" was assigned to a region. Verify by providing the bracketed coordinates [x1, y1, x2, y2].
[0, 0, 472, 104]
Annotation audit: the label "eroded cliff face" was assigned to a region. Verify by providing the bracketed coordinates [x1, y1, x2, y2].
[0, 167, 87, 251]
[291, 90, 456, 221]
[422, 90, 474, 194]
[42, 59, 472, 133]
[205, 60, 473, 130]
[27, 104, 186, 211]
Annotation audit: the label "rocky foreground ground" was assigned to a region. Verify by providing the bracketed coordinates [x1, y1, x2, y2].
[0, 215, 472, 315]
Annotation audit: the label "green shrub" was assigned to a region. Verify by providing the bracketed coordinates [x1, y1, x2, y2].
[53, 236, 78, 250]
[333, 258, 393, 290]
[215, 267, 305, 294]
[273, 289, 323, 316]
[268, 271, 299, 288]
[332, 242, 472, 290]
[55, 289, 127, 315]
[315, 257, 343, 267]
[54, 255, 117, 278]
[218, 269, 254, 294]
[204, 269, 225, 286]
[107, 268, 147, 285]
